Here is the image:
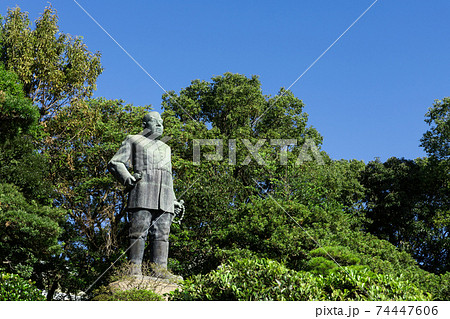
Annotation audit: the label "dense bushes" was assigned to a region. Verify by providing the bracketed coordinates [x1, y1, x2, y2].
[0, 272, 45, 301]
[170, 256, 431, 301]
[0, 183, 64, 279]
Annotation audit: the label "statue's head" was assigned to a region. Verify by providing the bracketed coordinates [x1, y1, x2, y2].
[142, 111, 163, 138]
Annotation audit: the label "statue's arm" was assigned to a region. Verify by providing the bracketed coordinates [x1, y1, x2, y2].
[108, 137, 135, 186]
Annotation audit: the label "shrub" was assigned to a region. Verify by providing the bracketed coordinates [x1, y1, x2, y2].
[318, 268, 430, 301]
[170, 256, 431, 301]
[170, 256, 320, 301]
[0, 272, 45, 301]
[403, 269, 450, 301]
[308, 246, 361, 266]
[92, 288, 163, 301]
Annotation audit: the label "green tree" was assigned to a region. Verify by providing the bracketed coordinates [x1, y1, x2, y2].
[0, 58, 65, 298]
[420, 99, 449, 271]
[0, 183, 64, 281]
[0, 4, 105, 298]
[420, 98, 450, 160]
[156, 73, 450, 300]
[40, 98, 151, 298]
[0, 64, 51, 204]
[0, 64, 39, 141]
[361, 157, 449, 274]
[362, 158, 424, 246]
[360, 99, 449, 274]
[161, 73, 325, 275]
[0, 135, 54, 205]
[0, 6, 102, 120]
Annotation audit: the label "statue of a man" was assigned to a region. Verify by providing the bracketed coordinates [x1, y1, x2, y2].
[108, 111, 182, 278]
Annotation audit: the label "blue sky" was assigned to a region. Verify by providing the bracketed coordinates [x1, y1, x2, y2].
[3, 0, 450, 163]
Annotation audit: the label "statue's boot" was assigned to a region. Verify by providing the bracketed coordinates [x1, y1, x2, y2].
[150, 240, 182, 282]
[129, 237, 145, 276]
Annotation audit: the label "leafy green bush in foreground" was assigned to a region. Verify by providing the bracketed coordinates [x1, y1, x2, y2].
[0, 272, 45, 301]
[170, 256, 431, 301]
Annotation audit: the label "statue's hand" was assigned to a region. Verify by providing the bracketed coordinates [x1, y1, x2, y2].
[174, 200, 184, 215]
[125, 175, 137, 187]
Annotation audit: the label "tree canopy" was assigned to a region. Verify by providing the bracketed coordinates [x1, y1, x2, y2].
[0, 64, 38, 140]
[421, 98, 450, 160]
[0, 6, 102, 120]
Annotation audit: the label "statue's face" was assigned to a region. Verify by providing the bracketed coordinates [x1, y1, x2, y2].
[144, 116, 163, 137]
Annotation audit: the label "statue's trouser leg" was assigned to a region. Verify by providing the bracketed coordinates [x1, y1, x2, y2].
[129, 210, 152, 275]
[150, 241, 169, 269]
[128, 238, 145, 275]
[148, 210, 174, 273]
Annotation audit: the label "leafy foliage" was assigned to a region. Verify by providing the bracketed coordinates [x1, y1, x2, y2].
[0, 272, 45, 301]
[156, 73, 450, 302]
[157, 73, 448, 301]
[361, 157, 449, 274]
[421, 98, 450, 160]
[170, 256, 430, 301]
[0, 183, 64, 279]
[0, 6, 102, 120]
[0, 64, 39, 140]
[163, 73, 326, 275]
[0, 135, 54, 205]
[93, 288, 163, 301]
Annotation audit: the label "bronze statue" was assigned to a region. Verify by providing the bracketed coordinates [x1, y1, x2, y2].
[108, 111, 182, 279]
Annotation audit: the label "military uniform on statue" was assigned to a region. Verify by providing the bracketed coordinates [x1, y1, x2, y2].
[108, 111, 182, 280]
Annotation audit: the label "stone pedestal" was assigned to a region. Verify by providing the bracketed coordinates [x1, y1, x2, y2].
[108, 275, 180, 300]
